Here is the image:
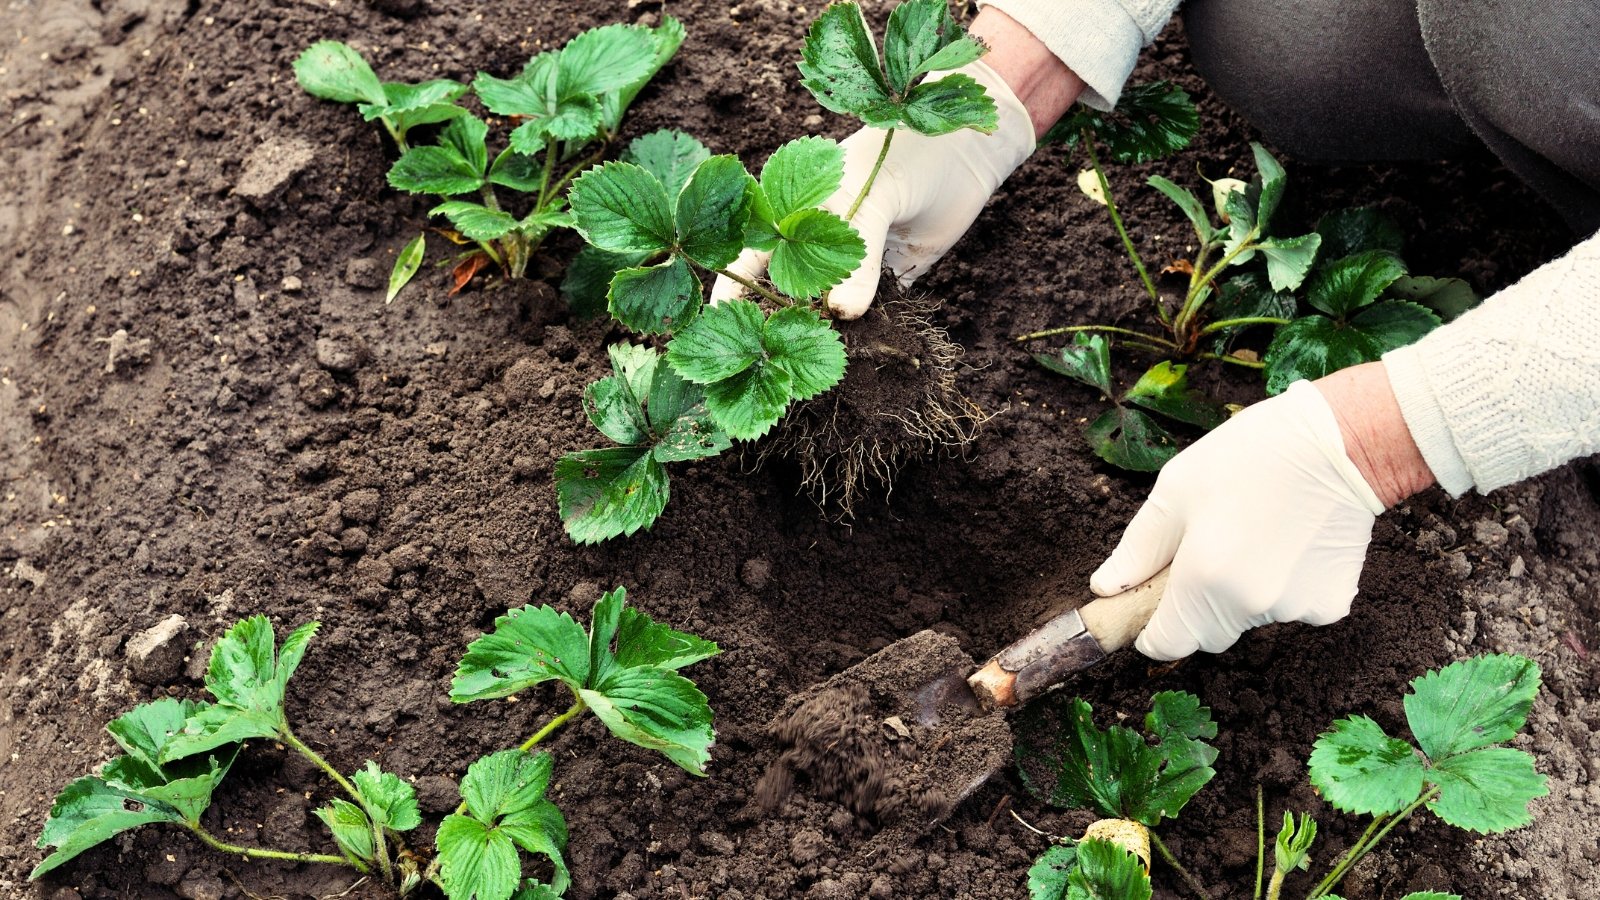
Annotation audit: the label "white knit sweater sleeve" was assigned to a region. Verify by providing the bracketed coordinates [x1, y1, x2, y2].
[978, 0, 1182, 109]
[1383, 231, 1600, 497]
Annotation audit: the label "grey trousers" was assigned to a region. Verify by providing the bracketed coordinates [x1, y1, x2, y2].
[1183, 0, 1600, 233]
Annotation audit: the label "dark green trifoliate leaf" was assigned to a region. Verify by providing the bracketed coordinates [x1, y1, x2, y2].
[461, 749, 554, 823]
[315, 799, 376, 864]
[1069, 839, 1153, 900]
[883, 0, 986, 93]
[556, 23, 658, 99]
[667, 300, 847, 439]
[294, 41, 386, 106]
[30, 777, 184, 879]
[1147, 175, 1215, 243]
[1208, 271, 1295, 352]
[609, 256, 701, 335]
[560, 344, 730, 542]
[1405, 654, 1541, 760]
[430, 201, 518, 242]
[563, 246, 650, 319]
[1305, 250, 1408, 316]
[387, 233, 426, 305]
[451, 606, 592, 701]
[1018, 697, 1210, 825]
[798, 0, 995, 135]
[1045, 81, 1198, 164]
[360, 79, 469, 142]
[769, 208, 867, 299]
[1263, 301, 1439, 394]
[1316, 207, 1404, 260]
[1034, 333, 1113, 396]
[554, 447, 670, 544]
[107, 698, 204, 774]
[623, 129, 712, 197]
[1026, 844, 1078, 900]
[1145, 690, 1220, 769]
[1257, 233, 1322, 292]
[1387, 275, 1481, 323]
[646, 363, 731, 463]
[475, 47, 608, 150]
[605, 16, 687, 134]
[388, 116, 491, 196]
[1308, 715, 1424, 816]
[1426, 747, 1547, 833]
[1349, 300, 1441, 349]
[160, 618, 318, 762]
[570, 161, 677, 254]
[759, 136, 845, 223]
[1274, 812, 1317, 873]
[1085, 407, 1180, 472]
[580, 665, 718, 775]
[798, 3, 895, 124]
[1124, 362, 1225, 430]
[437, 814, 522, 900]
[436, 751, 571, 900]
[676, 155, 753, 270]
[352, 761, 421, 832]
[900, 73, 999, 135]
[1249, 141, 1288, 235]
[613, 605, 721, 671]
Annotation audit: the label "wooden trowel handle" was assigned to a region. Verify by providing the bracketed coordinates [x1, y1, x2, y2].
[967, 567, 1170, 711]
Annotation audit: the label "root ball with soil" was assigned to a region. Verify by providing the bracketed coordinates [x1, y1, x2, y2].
[762, 281, 986, 517]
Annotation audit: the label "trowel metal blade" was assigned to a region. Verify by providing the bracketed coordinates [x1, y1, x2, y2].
[909, 666, 983, 728]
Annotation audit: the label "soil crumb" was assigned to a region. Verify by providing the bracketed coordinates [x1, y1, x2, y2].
[765, 286, 985, 518]
[757, 630, 1013, 834]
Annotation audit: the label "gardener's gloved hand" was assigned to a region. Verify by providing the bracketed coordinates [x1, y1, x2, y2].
[1090, 371, 1435, 660]
[709, 59, 1037, 319]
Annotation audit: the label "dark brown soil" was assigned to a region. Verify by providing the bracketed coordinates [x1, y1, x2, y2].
[2, 2, 1596, 900]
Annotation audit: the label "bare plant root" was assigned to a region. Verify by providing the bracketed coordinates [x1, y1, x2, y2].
[762, 283, 987, 518]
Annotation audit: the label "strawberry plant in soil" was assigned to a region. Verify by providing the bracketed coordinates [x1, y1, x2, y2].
[0, 1, 1596, 899]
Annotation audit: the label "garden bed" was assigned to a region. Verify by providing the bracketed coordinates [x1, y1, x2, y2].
[1, 0, 1596, 898]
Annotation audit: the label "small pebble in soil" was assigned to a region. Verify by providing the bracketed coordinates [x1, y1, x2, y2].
[315, 334, 370, 374]
[297, 369, 339, 408]
[414, 774, 459, 814]
[175, 868, 225, 900]
[502, 357, 544, 407]
[344, 257, 385, 289]
[281, 274, 303, 292]
[1473, 518, 1510, 547]
[341, 488, 381, 524]
[125, 614, 188, 685]
[740, 557, 772, 591]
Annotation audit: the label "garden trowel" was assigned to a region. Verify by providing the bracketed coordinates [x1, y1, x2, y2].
[764, 568, 1173, 829]
[913, 566, 1171, 726]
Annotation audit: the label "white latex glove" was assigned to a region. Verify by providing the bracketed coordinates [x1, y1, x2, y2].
[709, 59, 1037, 318]
[1090, 380, 1389, 661]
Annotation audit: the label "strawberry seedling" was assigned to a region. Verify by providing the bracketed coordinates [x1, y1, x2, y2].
[34, 591, 719, 900]
[1021, 140, 1480, 470]
[294, 40, 469, 152]
[557, 0, 996, 543]
[296, 19, 684, 301]
[1019, 655, 1546, 900]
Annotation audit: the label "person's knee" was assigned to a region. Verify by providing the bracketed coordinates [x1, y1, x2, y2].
[1184, 0, 1468, 162]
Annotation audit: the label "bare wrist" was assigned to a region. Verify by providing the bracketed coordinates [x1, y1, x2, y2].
[1314, 363, 1437, 508]
[970, 7, 1085, 139]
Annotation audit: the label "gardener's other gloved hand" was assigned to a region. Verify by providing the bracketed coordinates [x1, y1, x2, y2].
[1090, 365, 1436, 660]
[709, 59, 1037, 318]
